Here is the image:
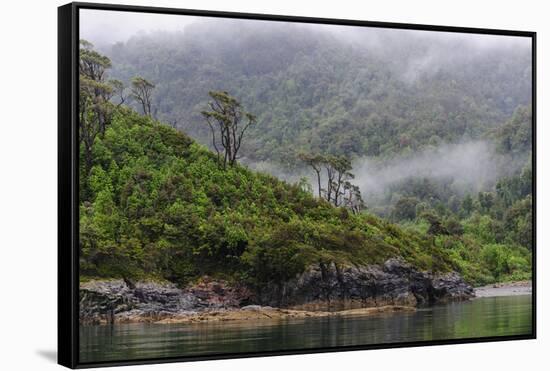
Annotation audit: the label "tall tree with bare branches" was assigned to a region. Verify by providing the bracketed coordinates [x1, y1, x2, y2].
[299, 153, 324, 198]
[131, 77, 155, 117]
[299, 153, 365, 213]
[79, 40, 116, 172]
[201, 91, 257, 169]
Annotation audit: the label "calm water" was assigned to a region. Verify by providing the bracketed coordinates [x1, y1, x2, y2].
[80, 295, 532, 363]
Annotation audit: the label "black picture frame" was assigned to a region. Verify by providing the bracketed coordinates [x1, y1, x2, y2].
[58, 2, 537, 368]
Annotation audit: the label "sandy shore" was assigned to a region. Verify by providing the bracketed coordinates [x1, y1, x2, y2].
[474, 281, 532, 298]
[151, 305, 415, 325]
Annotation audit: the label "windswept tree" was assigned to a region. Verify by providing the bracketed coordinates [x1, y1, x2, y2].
[299, 153, 365, 213]
[131, 77, 155, 117]
[79, 39, 111, 83]
[298, 153, 324, 198]
[79, 40, 116, 172]
[109, 79, 126, 107]
[324, 155, 353, 206]
[201, 91, 257, 169]
[341, 181, 365, 214]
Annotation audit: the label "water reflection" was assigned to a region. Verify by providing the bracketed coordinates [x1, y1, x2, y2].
[80, 295, 532, 363]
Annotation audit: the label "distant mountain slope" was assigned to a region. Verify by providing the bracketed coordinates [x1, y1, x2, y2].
[99, 20, 531, 164]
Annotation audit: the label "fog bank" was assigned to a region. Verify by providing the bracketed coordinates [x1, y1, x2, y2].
[247, 141, 525, 205]
[353, 141, 521, 201]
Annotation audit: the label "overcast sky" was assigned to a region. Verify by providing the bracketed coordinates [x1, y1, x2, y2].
[80, 9, 204, 45]
[80, 9, 531, 49]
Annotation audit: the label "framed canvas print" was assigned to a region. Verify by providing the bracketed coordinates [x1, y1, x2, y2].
[58, 2, 536, 368]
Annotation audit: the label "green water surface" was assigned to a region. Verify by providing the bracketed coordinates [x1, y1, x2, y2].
[79, 295, 532, 363]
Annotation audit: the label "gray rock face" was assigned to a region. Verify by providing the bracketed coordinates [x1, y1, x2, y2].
[79, 259, 474, 324]
[79, 280, 199, 324]
[256, 258, 474, 309]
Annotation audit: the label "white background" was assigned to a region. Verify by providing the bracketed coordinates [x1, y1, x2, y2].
[0, 0, 547, 369]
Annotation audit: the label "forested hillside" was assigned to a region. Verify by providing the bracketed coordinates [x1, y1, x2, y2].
[79, 106, 530, 288]
[81, 20, 532, 288]
[80, 107, 459, 288]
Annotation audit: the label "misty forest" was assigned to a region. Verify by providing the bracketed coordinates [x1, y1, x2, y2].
[78, 18, 532, 296]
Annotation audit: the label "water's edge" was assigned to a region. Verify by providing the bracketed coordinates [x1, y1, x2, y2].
[80, 259, 475, 325]
[474, 281, 532, 298]
[80, 295, 532, 363]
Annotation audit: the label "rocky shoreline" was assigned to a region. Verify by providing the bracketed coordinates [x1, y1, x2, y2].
[80, 258, 475, 325]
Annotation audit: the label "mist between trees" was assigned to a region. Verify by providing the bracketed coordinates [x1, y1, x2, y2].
[78, 14, 533, 286]
[247, 140, 525, 206]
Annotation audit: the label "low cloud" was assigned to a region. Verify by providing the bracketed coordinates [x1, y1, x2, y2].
[353, 141, 522, 201]
[247, 141, 526, 205]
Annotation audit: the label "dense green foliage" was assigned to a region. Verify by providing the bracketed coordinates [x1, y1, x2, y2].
[80, 106, 531, 287]
[81, 23, 533, 288]
[79, 108, 461, 288]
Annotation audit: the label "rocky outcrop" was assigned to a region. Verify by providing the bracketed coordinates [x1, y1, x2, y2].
[80, 259, 473, 324]
[256, 258, 474, 309]
[79, 278, 252, 324]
